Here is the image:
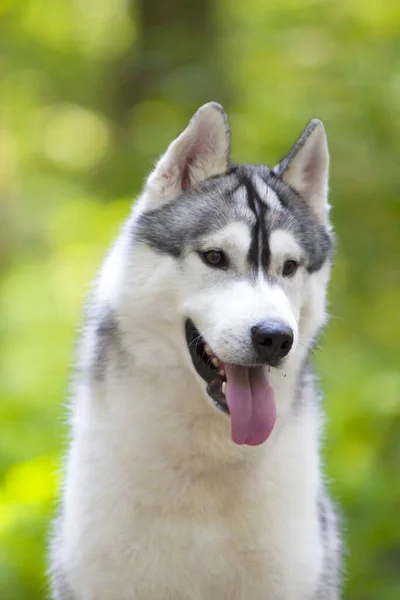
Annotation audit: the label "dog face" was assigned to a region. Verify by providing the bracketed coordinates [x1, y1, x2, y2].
[132, 103, 332, 441]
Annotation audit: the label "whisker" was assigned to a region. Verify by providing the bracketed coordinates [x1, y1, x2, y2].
[188, 334, 202, 349]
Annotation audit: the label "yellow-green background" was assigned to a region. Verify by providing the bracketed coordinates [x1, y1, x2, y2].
[1, 1, 399, 598]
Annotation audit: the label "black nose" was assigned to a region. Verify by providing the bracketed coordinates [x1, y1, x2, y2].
[251, 321, 294, 364]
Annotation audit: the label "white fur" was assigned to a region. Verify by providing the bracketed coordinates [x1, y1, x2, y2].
[269, 229, 303, 263]
[53, 105, 337, 600]
[58, 245, 328, 600]
[56, 223, 331, 599]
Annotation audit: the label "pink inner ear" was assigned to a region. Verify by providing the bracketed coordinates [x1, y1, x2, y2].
[181, 156, 193, 191]
[180, 139, 209, 191]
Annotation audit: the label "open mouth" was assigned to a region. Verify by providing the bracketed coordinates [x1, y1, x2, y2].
[185, 319, 229, 414]
[185, 319, 278, 446]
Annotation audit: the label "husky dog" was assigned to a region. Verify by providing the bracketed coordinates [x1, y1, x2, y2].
[51, 103, 342, 599]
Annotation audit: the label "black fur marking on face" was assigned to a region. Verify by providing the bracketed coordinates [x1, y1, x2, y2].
[236, 171, 271, 274]
[233, 165, 332, 276]
[133, 163, 332, 276]
[242, 179, 260, 268]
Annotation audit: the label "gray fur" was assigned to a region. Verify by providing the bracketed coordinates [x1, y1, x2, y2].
[51, 565, 75, 600]
[294, 363, 342, 598]
[274, 118, 322, 179]
[264, 171, 333, 273]
[134, 164, 332, 276]
[294, 358, 320, 412]
[315, 491, 343, 599]
[75, 305, 128, 382]
[135, 175, 236, 257]
[91, 307, 122, 380]
[294, 359, 343, 597]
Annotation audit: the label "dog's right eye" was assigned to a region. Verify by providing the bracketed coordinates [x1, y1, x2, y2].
[282, 259, 299, 277]
[200, 249, 228, 269]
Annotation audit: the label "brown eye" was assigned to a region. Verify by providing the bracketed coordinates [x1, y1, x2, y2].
[282, 259, 299, 277]
[201, 249, 227, 269]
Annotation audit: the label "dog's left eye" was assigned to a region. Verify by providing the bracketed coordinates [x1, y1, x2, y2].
[282, 259, 299, 277]
[201, 249, 227, 269]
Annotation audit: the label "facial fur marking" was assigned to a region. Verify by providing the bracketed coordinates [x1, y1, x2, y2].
[253, 174, 281, 213]
[134, 160, 331, 276]
[198, 222, 252, 270]
[265, 172, 333, 273]
[265, 186, 283, 212]
[238, 174, 271, 274]
[269, 230, 303, 265]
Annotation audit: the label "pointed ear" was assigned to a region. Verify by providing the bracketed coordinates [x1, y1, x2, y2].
[274, 119, 329, 224]
[143, 102, 230, 208]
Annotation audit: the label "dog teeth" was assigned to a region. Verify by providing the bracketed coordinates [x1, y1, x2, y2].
[222, 381, 226, 395]
[204, 344, 212, 356]
[211, 357, 219, 367]
[218, 369, 225, 377]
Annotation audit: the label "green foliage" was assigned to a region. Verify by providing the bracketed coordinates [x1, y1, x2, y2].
[1, 0, 399, 598]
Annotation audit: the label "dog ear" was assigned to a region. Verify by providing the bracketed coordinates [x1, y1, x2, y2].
[274, 119, 329, 224]
[143, 102, 231, 208]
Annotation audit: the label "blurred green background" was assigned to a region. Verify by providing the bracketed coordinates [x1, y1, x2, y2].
[1, 0, 399, 598]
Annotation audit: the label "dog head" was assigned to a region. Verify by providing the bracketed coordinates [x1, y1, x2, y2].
[131, 103, 333, 444]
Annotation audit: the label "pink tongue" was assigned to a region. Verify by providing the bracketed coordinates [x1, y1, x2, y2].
[224, 364, 276, 446]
